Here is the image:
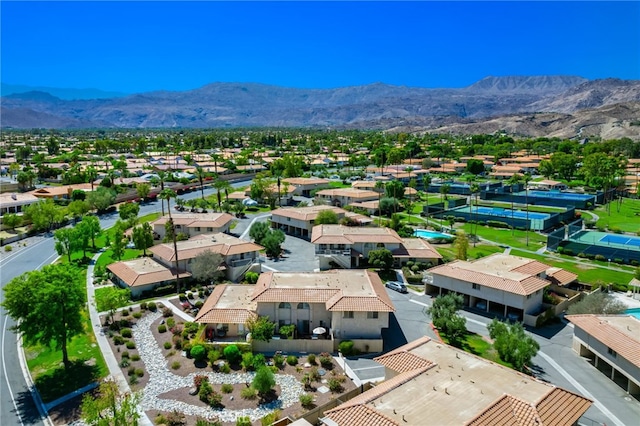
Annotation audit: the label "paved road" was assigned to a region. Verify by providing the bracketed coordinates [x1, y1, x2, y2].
[0, 180, 251, 426]
[347, 289, 640, 426]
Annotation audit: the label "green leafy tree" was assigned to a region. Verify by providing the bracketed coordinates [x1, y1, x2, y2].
[538, 160, 555, 179]
[135, 183, 151, 200]
[315, 209, 339, 225]
[118, 202, 140, 223]
[68, 200, 91, 221]
[111, 221, 127, 261]
[487, 319, 539, 372]
[81, 379, 141, 426]
[440, 183, 450, 202]
[132, 222, 154, 256]
[2, 264, 86, 369]
[249, 221, 271, 244]
[385, 180, 405, 201]
[262, 229, 285, 258]
[252, 366, 275, 396]
[99, 286, 131, 325]
[368, 248, 394, 271]
[427, 294, 467, 348]
[87, 187, 116, 212]
[81, 215, 102, 250]
[75, 219, 93, 259]
[379, 197, 399, 218]
[550, 152, 578, 181]
[566, 292, 628, 315]
[2, 213, 22, 231]
[246, 316, 276, 342]
[24, 199, 64, 231]
[466, 159, 485, 175]
[54, 228, 78, 263]
[191, 250, 224, 283]
[453, 230, 469, 260]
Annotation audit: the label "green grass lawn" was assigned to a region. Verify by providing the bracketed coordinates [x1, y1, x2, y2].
[460, 223, 547, 250]
[95, 247, 143, 269]
[440, 332, 512, 369]
[509, 249, 634, 286]
[26, 310, 107, 403]
[435, 243, 504, 262]
[595, 198, 640, 233]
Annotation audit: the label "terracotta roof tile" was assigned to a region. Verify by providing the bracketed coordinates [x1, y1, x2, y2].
[536, 388, 593, 426]
[322, 404, 398, 426]
[465, 394, 539, 426]
[311, 225, 403, 245]
[374, 351, 436, 374]
[566, 314, 640, 368]
[150, 233, 263, 262]
[107, 258, 189, 287]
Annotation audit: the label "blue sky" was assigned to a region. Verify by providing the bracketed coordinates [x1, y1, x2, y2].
[2, 1, 638, 93]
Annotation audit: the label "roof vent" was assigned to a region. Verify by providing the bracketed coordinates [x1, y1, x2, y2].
[11, 193, 17, 200]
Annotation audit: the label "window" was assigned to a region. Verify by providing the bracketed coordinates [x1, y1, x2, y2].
[472, 284, 481, 290]
[608, 348, 617, 358]
[527, 294, 532, 299]
[367, 311, 378, 319]
[195, 227, 200, 231]
[297, 303, 310, 310]
[278, 302, 291, 309]
[287, 217, 291, 221]
[343, 311, 354, 319]
[207, 227, 213, 232]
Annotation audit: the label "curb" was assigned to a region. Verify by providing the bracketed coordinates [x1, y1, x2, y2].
[17, 334, 54, 426]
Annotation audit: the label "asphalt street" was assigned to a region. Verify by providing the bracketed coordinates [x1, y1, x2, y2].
[0, 180, 251, 426]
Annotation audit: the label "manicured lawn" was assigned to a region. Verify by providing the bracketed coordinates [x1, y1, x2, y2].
[509, 249, 634, 286]
[595, 198, 640, 233]
[328, 181, 352, 189]
[95, 247, 143, 269]
[440, 332, 512, 369]
[26, 311, 107, 403]
[461, 223, 547, 250]
[435, 243, 504, 262]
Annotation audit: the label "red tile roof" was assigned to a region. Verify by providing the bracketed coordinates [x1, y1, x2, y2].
[107, 258, 189, 287]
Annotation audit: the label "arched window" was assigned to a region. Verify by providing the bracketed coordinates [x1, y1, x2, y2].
[278, 302, 291, 309]
[297, 302, 310, 310]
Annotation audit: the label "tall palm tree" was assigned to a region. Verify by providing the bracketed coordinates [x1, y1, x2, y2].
[375, 180, 385, 225]
[195, 166, 206, 200]
[523, 173, 532, 246]
[86, 166, 98, 192]
[507, 174, 522, 236]
[160, 188, 181, 293]
[470, 183, 481, 247]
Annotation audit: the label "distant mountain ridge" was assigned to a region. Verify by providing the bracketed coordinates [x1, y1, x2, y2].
[1, 76, 639, 135]
[1, 83, 128, 100]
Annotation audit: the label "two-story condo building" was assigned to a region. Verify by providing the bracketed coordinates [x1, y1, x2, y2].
[314, 188, 379, 208]
[270, 205, 372, 239]
[151, 212, 234, 240]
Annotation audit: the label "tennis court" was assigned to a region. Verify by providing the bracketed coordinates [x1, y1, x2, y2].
[524, 190, 594, 201]
[449, 206, 551, 230]
[571, 230, 640, 251]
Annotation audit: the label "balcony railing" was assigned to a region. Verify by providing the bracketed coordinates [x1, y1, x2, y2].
[316, 249, 351, 256]
[228, 257, 255, 268]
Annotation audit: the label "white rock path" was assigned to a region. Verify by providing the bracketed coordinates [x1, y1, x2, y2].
[134, 311, 305, 422]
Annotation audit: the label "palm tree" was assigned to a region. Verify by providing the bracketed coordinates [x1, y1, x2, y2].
[210, 153, 223, 175]
[160, 188, 181, 292]
[507, 174, 522, 236]
[214, 178, 232, 211]
[470, 183, 481, 247]
[522, 173, 532, 246]
[195, 166, 206, 200]
[86, 166, 98, 192]
[375, 180, 385, 225]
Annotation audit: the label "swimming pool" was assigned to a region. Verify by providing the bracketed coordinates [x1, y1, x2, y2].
[414, 229, 454, 240]
[525, 190, 594, 201]
[626, 308, 640, 320]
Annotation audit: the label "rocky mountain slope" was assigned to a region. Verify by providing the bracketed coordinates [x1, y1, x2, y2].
[1, 76, 638, 137]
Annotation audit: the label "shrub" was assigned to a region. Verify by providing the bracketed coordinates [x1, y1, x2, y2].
[119, 358, 130, 368]
[179, 293, 187, 301]
[208, 390, 223, 408]
[219, 362, 231, 373]
[195, 300, 204, 309]
[121, 351, 130, 359]
[253, 354, 266, 371]
[328, 378, 343, 393]
[182, 341, 192, 355]
[299, 393, 314, 408]
[132, 312, 142, 319]
[286, 355, 298, 366]
[188, 292, 195, 300]
[236, 416, 252, 426]
[131, 354, 140, 361]
[208, 350, 221, 365]
[240, 386, 258, 400]
[260, 410, 280, 426]
[556, 247, 564, 254]
[127, 366, 136, 376]
[166, 317, 176, 328]
[140, 301, 148, 310]
[173, 337, 183, 350]
[307, 354, 316, 365]
[273, 353, 285, 368]
[223, 345, 241, 364]
[319, 353, 333, 369]
[113, 335, 125, 345]
[162, 307, 173, 317]
[135, 368, 144, 377]
[241, 352, 255, 371]
[199, 379, 213, 402]
[190, 345, 207, 361]
[595, 254, 606, 261]
[165, 411, 186, 426]
[121, 328, 132, 338]
[171, 361, 181, 370]
[563, 248, 573, 256]
[577, 252, 587, 258]
[4, 245, 12, 252]
[147, 302, 157, 312]
[194, 375, 209, 389]
[221, 383, 233, 394]
[158, 324, 167, 333]
[125, 341, 136, 350]
[309, 367, 321, 382]
[245, 271, 259, 284]
[614, 258, 624, 264]
[164, 341, 172, 350]
[339, 340, 357, 357]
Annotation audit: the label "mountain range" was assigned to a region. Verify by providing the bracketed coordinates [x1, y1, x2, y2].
[1, 76, 639, 139]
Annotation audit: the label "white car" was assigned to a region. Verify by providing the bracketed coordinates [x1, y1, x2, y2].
[386, 281, 408, 293]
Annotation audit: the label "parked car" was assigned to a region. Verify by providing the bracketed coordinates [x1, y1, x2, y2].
[506, 312, 521, 322]
[475, 301, 487, 311]
[386, 281, 408, 293]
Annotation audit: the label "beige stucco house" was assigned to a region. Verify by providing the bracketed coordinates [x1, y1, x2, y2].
[424, 253, 577, 326]
[567, 314, 640, 400]
[107, 257, 190, 298]
[321, 336, 592, 426]
[315, 188, 379, 208]
[151, 212, 234, 240]
[149, 232, 263, 282]
[270, 205, 372, 239]
[282, 177, 330, 197]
